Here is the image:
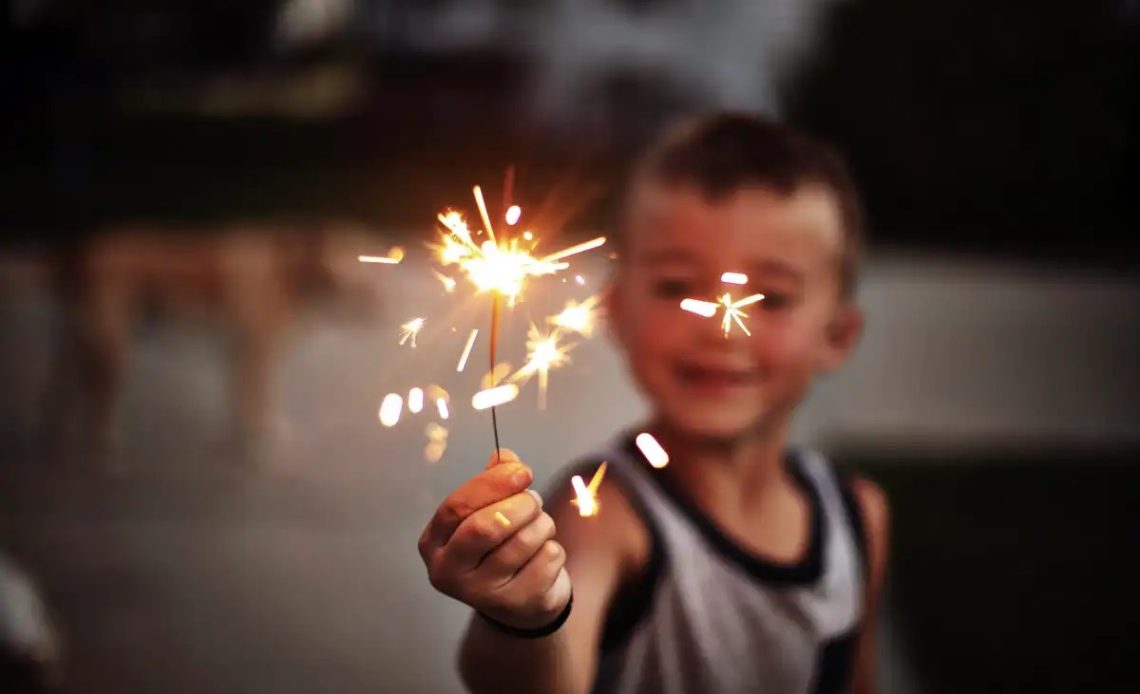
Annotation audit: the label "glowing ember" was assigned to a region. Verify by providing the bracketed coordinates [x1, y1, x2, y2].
[510, 325, 572, 409]
[720, 271, 748, 285]
[680, 298, 719, 318]
[472, 383, 519, 410]
[424, 422, 448, 463]
[717, 292, 765, 337]
[433, 271, 457, 293]
[570, 462, 607, 517]
[635, 433, 669, 469]
[549, 295, 601, 337]
[408, 387, 424, 414]
[456, 329, 478, 371]
[399, 317, 426, 347]
[378, 393, 403, 427]
[505, 205, 522, 226]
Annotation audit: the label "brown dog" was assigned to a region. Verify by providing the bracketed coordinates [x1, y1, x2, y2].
[42, 222, 384, 471]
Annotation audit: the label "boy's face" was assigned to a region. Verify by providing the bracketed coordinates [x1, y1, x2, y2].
[609, 182, 861, 441]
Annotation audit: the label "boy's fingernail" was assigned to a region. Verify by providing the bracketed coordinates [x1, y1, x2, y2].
[527, 489, 543, 507]
[512, 466, 532, 486]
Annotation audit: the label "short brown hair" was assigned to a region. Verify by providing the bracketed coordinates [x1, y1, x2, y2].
[624, 113, 864, 297]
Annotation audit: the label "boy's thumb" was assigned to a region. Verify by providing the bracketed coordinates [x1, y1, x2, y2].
[486, 448, 521, 470]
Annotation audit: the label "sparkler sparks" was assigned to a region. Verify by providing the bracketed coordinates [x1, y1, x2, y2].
[378, 393, 403, 427]
[505, 205, 522, 226]
[359, 247, 405, 264]
[721, 271, 748, 285]
[680, 293, 765, 337]
[424, 422, 448, 463]
[408, 387, 424, 414]
[432, 190, 605, 305]
[456, 329, 478, 371]
[433, 270, 457, 293]
[571, 461, 608, 517]
[635, 433, 669, 469]
[549, 295, 601, 337]
[472, 383, 519, 410]
[717, 292, 765, 337]
[510, 325, 573, 409]
[399, 317, 426, 347]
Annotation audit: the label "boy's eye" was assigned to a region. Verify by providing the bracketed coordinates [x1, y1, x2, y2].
[652, 278, 694, 298]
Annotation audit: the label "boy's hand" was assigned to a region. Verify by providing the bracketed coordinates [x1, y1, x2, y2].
[418, 449, 572, 630]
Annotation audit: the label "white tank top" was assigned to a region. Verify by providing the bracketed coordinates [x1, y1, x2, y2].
[560, 435, 868, 694]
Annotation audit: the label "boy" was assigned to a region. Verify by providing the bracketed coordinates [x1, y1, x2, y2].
[418, 114, 889, 693]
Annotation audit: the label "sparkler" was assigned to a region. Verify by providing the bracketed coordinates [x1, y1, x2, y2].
[433, 183, 606, 463]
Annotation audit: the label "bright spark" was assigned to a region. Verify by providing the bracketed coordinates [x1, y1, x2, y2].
[399, 317, 426, 347]
[433, 271, 457, 293]
[358, 255, 399, 264]
[436, 397, 449, 420]
[721, 271, 748, 285]
[408, 387, 424, 414]
[378, 393, 403, 427]
[510, 325, 573, 409]
[570, 461, 607, 517]
[680, 298, 719, 318]
[456, 329, 478, 371]
[505, 205, 522, 226]
[575, 274, 586, 286]
[472, 383, 519, 410]
[424, 422, 448, 463]
[718, 292, 765, 337]
[549, 295, 601, 337]
[635, 433, 669, 469]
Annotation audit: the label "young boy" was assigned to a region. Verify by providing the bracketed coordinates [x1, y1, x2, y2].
[417, 114, 889, 693]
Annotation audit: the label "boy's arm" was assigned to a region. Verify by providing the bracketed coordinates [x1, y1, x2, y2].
[850, 478, 891, 694]
[458, 477, 649, 694]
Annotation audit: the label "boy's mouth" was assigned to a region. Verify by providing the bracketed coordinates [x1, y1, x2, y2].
[675, 363, 759, 390]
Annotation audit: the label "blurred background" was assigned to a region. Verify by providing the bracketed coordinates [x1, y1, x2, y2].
[1, 1, 1138, 692]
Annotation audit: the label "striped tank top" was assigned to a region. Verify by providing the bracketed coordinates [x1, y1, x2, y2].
[563, 435, 868, 694]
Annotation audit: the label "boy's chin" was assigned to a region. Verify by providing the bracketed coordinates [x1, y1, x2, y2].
[663, 407, 765, 443]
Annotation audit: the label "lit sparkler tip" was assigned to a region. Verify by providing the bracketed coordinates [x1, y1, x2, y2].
[378, 393, 403, 427]
[456, 329, 479, 372]
[505, 205, 522, 226]
[680, 298, 719, 318]
[472, 383, 519, 411]
[408, 387, 424, 414]
[720, 271, 748, 285]
[635, 433, 669, 469]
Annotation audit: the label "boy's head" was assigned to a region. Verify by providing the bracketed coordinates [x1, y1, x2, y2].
[607, 113, 864, 442]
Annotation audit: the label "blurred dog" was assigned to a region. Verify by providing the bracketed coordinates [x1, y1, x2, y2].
[41, 222, 385, 470]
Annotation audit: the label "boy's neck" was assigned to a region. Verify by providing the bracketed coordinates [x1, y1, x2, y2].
[647, 416, 794, 510]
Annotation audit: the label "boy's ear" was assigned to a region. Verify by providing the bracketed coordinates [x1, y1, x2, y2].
[819, 303, 863, 372]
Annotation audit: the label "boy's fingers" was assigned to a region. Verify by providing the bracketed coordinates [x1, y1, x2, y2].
[472, 509, 556, 584]
[485, 447, 521, 470]
[421, 461, 533, 552]
[491, 542, 571, 627]
[439, 490, 544, 572]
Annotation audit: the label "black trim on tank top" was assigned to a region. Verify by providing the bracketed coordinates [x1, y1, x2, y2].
[836, 470, 870, 580]
[810, 627, 860, 694]
[621, 435, 825, 586]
